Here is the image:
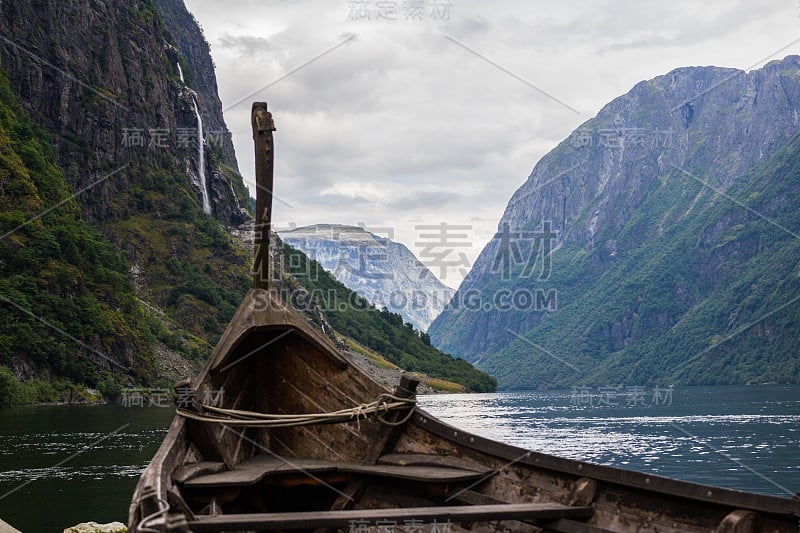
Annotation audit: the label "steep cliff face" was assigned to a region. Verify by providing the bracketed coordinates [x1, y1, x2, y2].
[0, 0, 249, 226]
[279, 225, 454, 331]
[153, 0, 250, 224]
[0, 0, 253, 391]
[430, 56, 800, 389]
[152, 0, 238, 170]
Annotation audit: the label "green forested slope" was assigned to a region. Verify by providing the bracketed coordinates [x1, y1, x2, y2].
[483, 133, 800, 389]
[0, 71, 158, 404]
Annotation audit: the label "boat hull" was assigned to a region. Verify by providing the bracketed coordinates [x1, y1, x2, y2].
[129, 290, 800, 532]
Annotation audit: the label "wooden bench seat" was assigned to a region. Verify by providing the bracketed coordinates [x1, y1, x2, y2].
[173, 461, 226, 484]
[182, 455, 488, 489]
[377, 453, 493, 474]
[188, 502, 594, 531]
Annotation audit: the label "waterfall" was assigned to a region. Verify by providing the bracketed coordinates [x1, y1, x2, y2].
[177, 62, 211, 215]
[193, 98, 211, 214]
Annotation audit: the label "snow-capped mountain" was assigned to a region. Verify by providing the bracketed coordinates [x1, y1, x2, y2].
[279, 224, 453, 331]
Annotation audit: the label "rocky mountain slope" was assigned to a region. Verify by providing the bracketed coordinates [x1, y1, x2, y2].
[429, 56, 800, 389]
[279, 224, 454, 331]
[0, 0, 255, 393]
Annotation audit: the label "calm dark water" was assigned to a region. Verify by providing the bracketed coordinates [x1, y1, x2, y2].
[0, 385, 798, 531]
[0, 405, 174, 532]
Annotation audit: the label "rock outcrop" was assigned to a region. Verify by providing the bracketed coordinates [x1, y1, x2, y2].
[0, 0, 252, 388]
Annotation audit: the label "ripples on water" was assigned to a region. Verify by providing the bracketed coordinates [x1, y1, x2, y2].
[418, 386, 800, 498]
[0, 405, 174, 531]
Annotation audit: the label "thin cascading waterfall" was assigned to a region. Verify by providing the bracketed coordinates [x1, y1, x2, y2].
[177, 62, 211, 215]
[192, 98, 211, 214]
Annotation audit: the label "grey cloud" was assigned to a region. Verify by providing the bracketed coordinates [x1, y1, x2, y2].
[217, 35, 277, 57]
[386, 190, 462, 210]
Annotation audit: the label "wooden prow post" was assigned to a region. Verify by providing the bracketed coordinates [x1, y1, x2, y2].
[251, 102, 276, 290]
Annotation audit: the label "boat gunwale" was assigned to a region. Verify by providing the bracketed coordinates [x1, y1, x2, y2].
[128, 414, 188, 527]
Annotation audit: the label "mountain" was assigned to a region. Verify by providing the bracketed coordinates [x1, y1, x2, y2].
[0, 0, 256, 395]
[429, 56, 800, 389]
[279, 224, 454, 331]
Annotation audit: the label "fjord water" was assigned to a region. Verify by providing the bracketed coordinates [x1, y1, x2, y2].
[0, 405, 175, 532]
[0, 386, 798, 530]
[419, 385, 800, 497]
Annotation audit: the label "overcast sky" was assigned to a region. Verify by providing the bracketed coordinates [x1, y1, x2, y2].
[183, 0, 799, 288]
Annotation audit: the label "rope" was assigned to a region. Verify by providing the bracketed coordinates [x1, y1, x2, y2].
[176, 393, 416, 428]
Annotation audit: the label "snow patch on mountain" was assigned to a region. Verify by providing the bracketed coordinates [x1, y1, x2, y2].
[279, 224, 453, 331]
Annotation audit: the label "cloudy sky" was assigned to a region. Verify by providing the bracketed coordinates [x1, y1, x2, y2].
[184, 0, 798, 288]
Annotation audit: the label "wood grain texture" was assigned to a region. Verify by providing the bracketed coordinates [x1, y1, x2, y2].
[188, 503, 594, 531]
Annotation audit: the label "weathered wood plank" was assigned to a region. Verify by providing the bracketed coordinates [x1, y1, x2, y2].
[410, 410, 800, 517]
[255, 335, 385, 462]
[537, 519, 612, 533]
[344, 464, 486, 483]
[452, 490, 506, 506]
[394, 422, 569, 505]
[183, 456, 489, 488]
[172, 461, 226, 484]
[378, 453, 492, 474]
[184, 456, 335, 487]
[451, 489, 609, 532]
[188, 503, 594, 531]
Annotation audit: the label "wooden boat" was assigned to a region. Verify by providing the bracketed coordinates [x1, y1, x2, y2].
[128, 102, 800, 532]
